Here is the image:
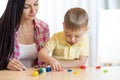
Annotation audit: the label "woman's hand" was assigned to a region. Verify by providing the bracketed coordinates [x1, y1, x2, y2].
[7, 58, 26, 71]
[49, 60, 63, 71]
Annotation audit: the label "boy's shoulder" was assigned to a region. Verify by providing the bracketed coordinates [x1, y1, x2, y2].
[52, 31, 64, 39]
[54, 31, 63, 35]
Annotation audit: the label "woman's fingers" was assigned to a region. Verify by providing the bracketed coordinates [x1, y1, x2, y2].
[13, 59, 26, 69]
[9, 63, 23, 71]
[7, 58, 26, 71]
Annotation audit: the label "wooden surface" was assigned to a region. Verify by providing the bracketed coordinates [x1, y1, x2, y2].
[0, 66, 120, 80]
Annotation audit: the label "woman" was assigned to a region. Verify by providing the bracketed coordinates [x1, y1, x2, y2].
[0, 0, 50, 71]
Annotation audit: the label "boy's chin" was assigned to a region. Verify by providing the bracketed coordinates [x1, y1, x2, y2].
[68, 42, 76, 45]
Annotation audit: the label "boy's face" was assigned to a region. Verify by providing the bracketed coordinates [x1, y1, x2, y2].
[64, 26, 88, 45]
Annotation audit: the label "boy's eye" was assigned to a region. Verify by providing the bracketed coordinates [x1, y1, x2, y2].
[67, 35, 71, 37]
[75, 36, 80, 38]
[65, 34, 71, 37]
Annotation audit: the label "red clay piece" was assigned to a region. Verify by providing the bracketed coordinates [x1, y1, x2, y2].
[80, 66, 86, 69]
[96, 66, 101, 69]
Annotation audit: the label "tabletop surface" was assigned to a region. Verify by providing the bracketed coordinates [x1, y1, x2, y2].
[0, 66, 120, 80]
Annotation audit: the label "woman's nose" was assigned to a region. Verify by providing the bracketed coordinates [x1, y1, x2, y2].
[30, 6, 35, 13]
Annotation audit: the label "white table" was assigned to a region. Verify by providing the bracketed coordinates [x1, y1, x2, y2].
[0, 66, 120, 80]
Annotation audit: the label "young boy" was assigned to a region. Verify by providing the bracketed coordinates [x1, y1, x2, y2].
[38, 7, 89, 71]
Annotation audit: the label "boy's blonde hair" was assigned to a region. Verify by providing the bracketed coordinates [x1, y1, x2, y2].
[64, 7, 88, 31]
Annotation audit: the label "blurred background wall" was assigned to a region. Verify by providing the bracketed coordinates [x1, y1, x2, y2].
[0, 0, 120, 67]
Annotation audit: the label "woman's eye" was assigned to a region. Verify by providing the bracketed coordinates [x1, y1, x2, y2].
[34, 3, 38, 6]
[24, 5, 29, 9]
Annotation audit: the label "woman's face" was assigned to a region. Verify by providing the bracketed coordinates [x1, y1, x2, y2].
[21, 0, 39, 20]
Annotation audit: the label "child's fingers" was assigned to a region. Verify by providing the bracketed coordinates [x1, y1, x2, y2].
[52, 62, 62, 71]
[49, 59, 63, 71]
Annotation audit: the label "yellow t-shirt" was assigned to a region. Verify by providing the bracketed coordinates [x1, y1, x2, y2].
[45, 31, 89, 60]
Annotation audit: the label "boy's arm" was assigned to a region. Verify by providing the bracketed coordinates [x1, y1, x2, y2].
[38, 47, 53, 64]
[38, 47, 62, 70]
[60, 55, 88, 68]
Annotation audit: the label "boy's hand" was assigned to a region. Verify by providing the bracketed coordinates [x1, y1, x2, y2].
[7, 58, 26, 71]
[49, 60, 63, 71]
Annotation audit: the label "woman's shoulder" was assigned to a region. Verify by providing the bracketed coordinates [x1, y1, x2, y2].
[34, 18, 49, 28]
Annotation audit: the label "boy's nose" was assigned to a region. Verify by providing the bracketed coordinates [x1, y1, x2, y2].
[70, 37, 75, 43]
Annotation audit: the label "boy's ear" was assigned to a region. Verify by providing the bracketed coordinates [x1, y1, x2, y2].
[85, 27, 89, 31]
[63, 22, 65, 29]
